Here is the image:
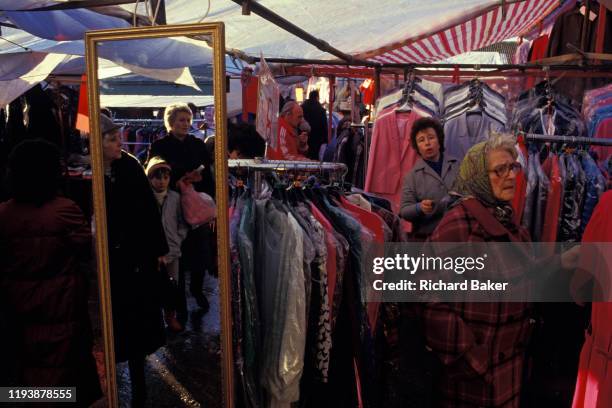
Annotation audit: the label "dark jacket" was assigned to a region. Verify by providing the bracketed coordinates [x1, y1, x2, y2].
[0, 197, 102, 405]
[106, 152, 168, 362]
[302, 98, 328, 160]
[148, 133, 215, 198]
[400, 155, 459, 236]
[546, 7, 612, 101]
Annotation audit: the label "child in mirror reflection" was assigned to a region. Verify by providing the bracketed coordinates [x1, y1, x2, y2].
[146, 157, 189, 332]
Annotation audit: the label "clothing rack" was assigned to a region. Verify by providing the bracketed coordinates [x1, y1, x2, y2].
[112, 118, 208, 123]
[229, 159, 348, 197]
[228, 159, 348, 173]
[520, 132, 612, 146]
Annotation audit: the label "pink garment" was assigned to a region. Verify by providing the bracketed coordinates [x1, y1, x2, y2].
[573, 191, 612, 408]
[584, 97, 612, 120]
[365, 110, 421, 213]
[592, 118, 612, 166]
[583, 84, 612, 106]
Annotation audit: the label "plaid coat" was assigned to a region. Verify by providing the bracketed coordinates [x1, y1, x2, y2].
[425, 198, 538, 408]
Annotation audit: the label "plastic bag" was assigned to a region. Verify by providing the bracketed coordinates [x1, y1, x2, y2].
[178, 181, 216, 227]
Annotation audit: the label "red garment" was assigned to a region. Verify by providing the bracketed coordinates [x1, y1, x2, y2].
[573, 191, 612, 408]
[359, 79, 375, 106]
[76, 74, 89, 132]
[244, 75, 259, 114]
[426, 198, 535, 408]
[592, 118, 612, 166]
[339, 196, 385, 243]
[512, 142, 529, 223]
[541, 154, 563, 242]
[310, 203, 338, 308]
[526, 35, 550, 89]
[365, 110, 421, 213]
[266, 117, 308, 161]
[338, 196, 385, 332]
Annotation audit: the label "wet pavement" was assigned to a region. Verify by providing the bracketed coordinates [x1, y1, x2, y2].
[91, 273, 222, 408]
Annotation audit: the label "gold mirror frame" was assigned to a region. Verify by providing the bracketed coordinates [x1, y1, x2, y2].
[85, 22, 232, 408]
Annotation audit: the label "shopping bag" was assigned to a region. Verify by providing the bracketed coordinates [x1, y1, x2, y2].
[177, 180, 216, 227]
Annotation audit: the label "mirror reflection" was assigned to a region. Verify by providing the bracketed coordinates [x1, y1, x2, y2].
[97, 34, 221, 407]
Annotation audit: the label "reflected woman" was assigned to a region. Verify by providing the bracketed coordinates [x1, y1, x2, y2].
[148, 103, 215, 322]
[101, 114, 168, 406]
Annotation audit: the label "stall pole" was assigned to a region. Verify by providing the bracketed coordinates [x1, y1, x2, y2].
[149, 0, 166, 25]
[374, 66, 381, 102]
[328, 75, 335, 144]
[595, 3, 607, 63]
[229, 0, 367, 64]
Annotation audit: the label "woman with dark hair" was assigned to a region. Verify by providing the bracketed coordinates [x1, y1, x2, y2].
[400, 117, 459, 240]
[0, 139, 102, 406]
[101, 114, 168, 406]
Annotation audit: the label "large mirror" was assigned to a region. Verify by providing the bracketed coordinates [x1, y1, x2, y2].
[85, 23, 231, 407]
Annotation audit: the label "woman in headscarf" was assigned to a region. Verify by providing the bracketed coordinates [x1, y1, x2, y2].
[424, 132, 580, 407]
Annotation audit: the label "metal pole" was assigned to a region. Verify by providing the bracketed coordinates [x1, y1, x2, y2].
[328, 75, 335, 144]
[229, 0, 365, 64]
[374, 66, 381, 102]
[149, 0, 166, 25]
[18, 0, 138, 10]
[595, 3, 607, 65]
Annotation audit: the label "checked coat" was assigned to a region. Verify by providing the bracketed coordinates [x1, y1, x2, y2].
[424, 198, 554, 408]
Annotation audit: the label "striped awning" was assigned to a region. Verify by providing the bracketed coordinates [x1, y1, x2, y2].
[365, 0, 559, 64]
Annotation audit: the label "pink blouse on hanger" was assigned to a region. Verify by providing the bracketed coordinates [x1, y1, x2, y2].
[365, 110, 421, 213]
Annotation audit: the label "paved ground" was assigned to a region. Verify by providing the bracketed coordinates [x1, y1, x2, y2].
[91, 274, 222, 408]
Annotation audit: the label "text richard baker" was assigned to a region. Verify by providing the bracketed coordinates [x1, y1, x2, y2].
[372, 279, 509, 291]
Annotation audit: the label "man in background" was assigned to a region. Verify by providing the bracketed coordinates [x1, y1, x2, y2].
[266, 101, 309, 161]
[301, 90, 327, 160]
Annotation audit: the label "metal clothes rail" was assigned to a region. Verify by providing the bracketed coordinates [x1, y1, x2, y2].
[228, 159, 348, 173]
[519, 132, 612, 146]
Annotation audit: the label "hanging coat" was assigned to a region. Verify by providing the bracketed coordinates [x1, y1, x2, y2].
[572, 191, 612, 408]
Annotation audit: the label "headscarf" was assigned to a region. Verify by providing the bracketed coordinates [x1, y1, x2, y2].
[452, 140, 515, 227]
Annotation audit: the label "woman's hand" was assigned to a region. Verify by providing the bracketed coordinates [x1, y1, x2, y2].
[561, 245, 581, 270]
[420, 199, 435, 214]
[185, 168, 203, 183]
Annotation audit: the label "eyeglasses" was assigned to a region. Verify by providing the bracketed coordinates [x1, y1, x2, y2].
[489, 162, 522, 178]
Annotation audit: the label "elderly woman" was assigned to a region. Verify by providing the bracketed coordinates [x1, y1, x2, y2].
[148, 102, 215, 319]
[102, 114, 168, 406]
[400, 117, 459, 240]
[424, 133, 580, 408]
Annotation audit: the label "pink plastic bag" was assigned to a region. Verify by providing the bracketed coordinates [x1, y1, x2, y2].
[178, 181, 216, 227]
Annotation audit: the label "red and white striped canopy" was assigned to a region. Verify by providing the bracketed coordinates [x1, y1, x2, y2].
[368, 0, 559, 64]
